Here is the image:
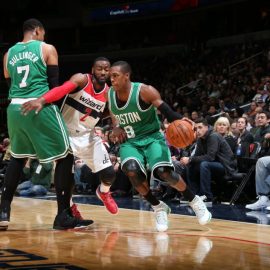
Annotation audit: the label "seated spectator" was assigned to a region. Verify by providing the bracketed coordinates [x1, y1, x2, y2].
[245, 156, 270, 210]
[0, 138, 10, 156]
[107, 130, 120, 157]
[191, 111, 200, 122]
[253, 111, 270, 156]
[256, 98, 267, 110]
[73, 158, 90, 194]
[213, 116, 237, 153]
[16, 158, 53, 196]
[217, 100, 229, 113]
[246, 101, 258, 118]
[236, 117, 254, 157]
[205, 105, 218, 126]
[95, 126, 110, 150]
[249, 113, 260, 137]
[180, 118, 237, 203]
[0, 139, 11, 175]
[230, 121, 240, 138]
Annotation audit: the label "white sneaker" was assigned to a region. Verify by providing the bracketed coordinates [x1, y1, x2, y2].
[152, 201, 171, 232]
[266, 206, 270, 211]
[245, 196, 270, 210]
[189, 195, 212, 225]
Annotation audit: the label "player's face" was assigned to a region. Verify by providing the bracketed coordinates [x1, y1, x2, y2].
[110, 66, 128, 91]
[92, 61, 110, 85]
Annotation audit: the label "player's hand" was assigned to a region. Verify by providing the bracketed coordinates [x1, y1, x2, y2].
[21, 97, 46, 115]
[182, 117, 195, 130]
[112, 127, 127, 143]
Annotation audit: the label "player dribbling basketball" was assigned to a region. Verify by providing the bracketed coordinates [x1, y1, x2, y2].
[108, 61, 212, 232]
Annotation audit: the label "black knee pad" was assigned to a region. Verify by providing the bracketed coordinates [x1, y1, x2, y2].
[154, 166, 179, 185]
[122, 159, 145, 187]
[98, 166, 116, 186]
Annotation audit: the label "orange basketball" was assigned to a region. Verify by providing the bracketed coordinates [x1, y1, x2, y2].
[166, 119, 195, 148]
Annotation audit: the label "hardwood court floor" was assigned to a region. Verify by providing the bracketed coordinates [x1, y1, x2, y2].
[0, 196, 270, 269]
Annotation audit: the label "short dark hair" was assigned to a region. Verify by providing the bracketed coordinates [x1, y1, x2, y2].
[194, 117, 208, 126]
[112, 61, 132, 74]
[93, 57, 110, 66]
[259, 111, 270, 119]
[238, 116, 248, 125]
[23, 18, 44, 33]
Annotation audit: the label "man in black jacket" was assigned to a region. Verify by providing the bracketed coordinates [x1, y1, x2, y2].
[180, 118, 237, 202]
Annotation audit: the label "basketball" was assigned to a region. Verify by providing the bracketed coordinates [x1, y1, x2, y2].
[166, 119, 195, 148]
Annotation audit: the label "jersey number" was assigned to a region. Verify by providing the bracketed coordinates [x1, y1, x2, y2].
[124, 125, 135, 138]
[17, 65, 30, 88]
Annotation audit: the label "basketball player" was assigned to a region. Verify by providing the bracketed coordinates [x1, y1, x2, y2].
[108, 61, 212, 231]
[0, 18, 93, 230]
[21, 57, 118, 215]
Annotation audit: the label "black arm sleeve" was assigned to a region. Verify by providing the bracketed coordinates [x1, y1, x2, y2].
[47, 65, 59, 88]
[157, 102, 182, 122]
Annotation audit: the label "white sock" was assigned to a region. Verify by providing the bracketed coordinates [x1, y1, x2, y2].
[100, 183, 110, 193]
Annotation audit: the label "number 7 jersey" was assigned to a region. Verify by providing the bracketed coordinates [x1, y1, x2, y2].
[6, 40, 49, 98]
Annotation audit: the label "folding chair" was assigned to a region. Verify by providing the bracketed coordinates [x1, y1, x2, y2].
[229, 142, 261, 205]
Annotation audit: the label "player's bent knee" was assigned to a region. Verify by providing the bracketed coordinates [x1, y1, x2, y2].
[155, 166, 179, 185]
[122, 159, 139, 174]
[122, 160, 145, 186]
[99, 166, 116, 185]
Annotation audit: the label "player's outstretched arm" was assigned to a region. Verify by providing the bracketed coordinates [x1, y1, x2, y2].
[21, 73, 87, 115]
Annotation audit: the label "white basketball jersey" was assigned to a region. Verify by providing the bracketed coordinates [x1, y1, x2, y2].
[61, 74, 108, 135]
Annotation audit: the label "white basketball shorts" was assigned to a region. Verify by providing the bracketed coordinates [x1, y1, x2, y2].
[69, 132, 112, 173]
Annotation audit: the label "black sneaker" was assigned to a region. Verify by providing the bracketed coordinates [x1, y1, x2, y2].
[53, 208, 93, 230]
[0, 205, 10, 230]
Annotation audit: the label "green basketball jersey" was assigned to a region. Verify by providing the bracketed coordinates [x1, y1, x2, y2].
[6, 40, 49, 98]
[108, 82, 161, 141]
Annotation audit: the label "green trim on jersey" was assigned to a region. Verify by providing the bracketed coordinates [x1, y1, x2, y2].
[7, 40, 49, 98]
[108, 82, 161, 141]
